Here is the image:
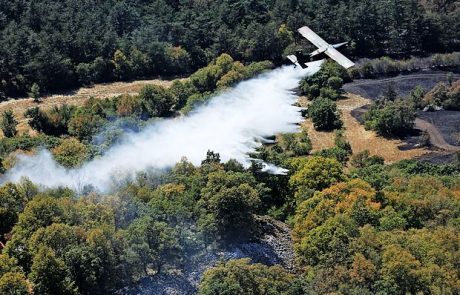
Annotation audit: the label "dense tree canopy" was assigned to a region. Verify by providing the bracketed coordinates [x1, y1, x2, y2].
[1, 0, 459, 98]
[0, 3, 459, 293]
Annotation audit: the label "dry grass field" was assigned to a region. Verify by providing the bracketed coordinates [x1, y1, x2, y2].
[302, 94, 430, 163]
[0, 79, 177, 136]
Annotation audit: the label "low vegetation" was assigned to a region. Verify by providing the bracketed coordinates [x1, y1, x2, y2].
[308, 98, 342, 131]
[364, 100, 416, 137]
[351, 53, 460, 79]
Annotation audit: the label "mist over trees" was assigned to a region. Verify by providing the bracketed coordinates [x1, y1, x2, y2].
[1, 0, 459, 98]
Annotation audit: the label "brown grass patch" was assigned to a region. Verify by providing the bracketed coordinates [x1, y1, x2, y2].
[0, 78, 178, 137]
[302, 94, 429, 163]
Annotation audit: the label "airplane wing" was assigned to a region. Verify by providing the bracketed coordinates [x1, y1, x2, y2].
[298, 26, 355, 69]
[298, 26, 329, 49]
[324, 47, 355, 69]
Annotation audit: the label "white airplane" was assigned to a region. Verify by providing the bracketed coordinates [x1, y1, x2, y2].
[287, 26, 355, 69]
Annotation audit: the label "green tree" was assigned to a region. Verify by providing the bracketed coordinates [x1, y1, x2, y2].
[198, 170, 261, 241]
[138, 85, 175, 117]
[295, 216, 355, 267]
[29, 83, 41, 103]
[68, 111, 104, 141]
[289, 156, 344, 201]
[364, 100, 416, 137]
[1, 110, 18, 138]
[0, 272, 30, 295]
[169, 80, 197, 110]
[116, 94, 142, 117]
[29, 247, 77, 295]
[327, 76, 344, 91]
[125, 217, 181, 275]
[0, 183, 25, 238]
[308, 97, 342, 131]
[377, 245, 423, 294]
[164, 46, 191, 75]
[111, 50, 132, 80]
[409, 85, 425, 109]
[198, 258, 296, 295]
[51, 138, 90, 168]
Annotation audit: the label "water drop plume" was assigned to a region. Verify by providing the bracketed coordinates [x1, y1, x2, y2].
[2, 62, 323, 192]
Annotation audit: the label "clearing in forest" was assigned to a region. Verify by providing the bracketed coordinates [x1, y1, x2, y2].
[0, 78, 177, 136]
[302, 94, 429, 163]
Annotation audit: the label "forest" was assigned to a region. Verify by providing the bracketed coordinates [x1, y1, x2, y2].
[0, 52, 459, 294]
[1, 0, 460, 98]
[1, 1, 460, 294]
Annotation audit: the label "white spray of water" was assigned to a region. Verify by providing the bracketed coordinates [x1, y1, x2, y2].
[2, 63, 322, 191]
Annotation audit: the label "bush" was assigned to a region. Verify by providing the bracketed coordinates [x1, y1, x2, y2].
[24, 105, 75, 136]
[182, 92, 212, 114]
[198, 259, 296, 295]
[164, 46, 191, 75]
[190, 65, 222, 93]
[169, 80, 198, 110]
[364, 100, 416, 137]
[300, 60, 350, 99]
[68, 111, 104, 141]
[308, 98, 342, 131]
[51, 138, 90, 168]
[0, 135, 61, 158]
[409, 85, 425, 109]
[138, 85, 175, 117]
[314, 131, 352, 164]
[116, 95, 142, 117]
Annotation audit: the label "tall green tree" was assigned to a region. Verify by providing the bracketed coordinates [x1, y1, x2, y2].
[0, 110, 18, 137]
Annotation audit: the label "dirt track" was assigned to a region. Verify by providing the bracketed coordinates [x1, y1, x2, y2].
[415, 118, 460, 151]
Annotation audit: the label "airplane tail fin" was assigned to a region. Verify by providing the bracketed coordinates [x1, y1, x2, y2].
[287, 55, 306, 68]
[332, 42, 348, 49]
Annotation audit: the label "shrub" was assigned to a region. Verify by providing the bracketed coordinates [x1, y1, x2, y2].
[116, 95, 142, 117]
[327, 76, 344, 91]
[364, 100, 416, 137]
[182, 92, 212, 114]
[169, 80, 198, 110]
[29, 83, 41, 103]
[68, 111, 104, 141]
[308, 98, 342, 131]
[300, 60, 350, 99]
[138, 85, 175, 117]
[52, 138, 90, 168]
[24, 105, 75, 136]
[164, 46, 191, 75]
